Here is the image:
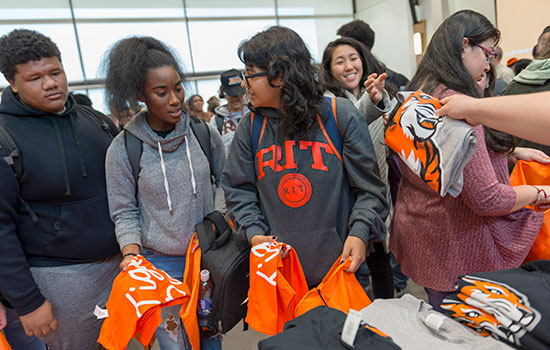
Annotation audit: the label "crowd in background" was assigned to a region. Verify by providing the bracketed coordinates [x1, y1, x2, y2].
[1, 9, 550, 350]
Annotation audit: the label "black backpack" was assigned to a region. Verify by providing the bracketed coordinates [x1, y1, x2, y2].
[195, 211, 250, 335]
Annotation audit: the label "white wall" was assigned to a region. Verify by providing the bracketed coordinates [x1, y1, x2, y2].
[355, 0, 416, 79]
[355, 0, 497, 80]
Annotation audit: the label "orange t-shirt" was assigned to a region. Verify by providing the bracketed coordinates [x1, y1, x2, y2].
[246, 241, 309, 335]
[97, 256, 191, 350]
[180, 233, 201, 350]
[294, 256, 371, 318]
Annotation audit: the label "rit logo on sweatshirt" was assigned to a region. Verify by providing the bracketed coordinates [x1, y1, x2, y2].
[256, 140, 336, 208]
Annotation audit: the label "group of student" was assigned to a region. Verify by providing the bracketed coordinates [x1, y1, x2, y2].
[1, 8, 550, 350]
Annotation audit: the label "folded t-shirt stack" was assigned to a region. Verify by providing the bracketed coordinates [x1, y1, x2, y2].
[359, 294, 512, 350]
[441, 261, 549, 350]
[258, 306, 401, 350]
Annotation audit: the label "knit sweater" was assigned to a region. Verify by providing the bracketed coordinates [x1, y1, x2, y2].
[390, 96, 544, 291]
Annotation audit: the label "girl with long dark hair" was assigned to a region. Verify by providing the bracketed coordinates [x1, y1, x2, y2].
[103, 36, 225, 349]
[390, 10, 549, 310]
[321, 37, 397, 298]
[222, 26, 389, 288]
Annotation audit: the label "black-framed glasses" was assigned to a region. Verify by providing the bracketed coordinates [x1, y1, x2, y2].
[471, 42, 497, 64]
[241, 71, 267, 86]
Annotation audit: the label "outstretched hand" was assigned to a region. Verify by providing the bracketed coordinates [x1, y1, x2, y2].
[364, 73, 387, 105]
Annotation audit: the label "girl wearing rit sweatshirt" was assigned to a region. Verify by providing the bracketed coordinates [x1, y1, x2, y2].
[222, 26, 389, 287]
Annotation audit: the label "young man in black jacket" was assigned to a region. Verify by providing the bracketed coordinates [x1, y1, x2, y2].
[0, 29, 120, 349]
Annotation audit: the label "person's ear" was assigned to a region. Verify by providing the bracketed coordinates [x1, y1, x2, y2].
[462, 37, 469, 56]
[272, 75, 283, 88]
[7, 78, 18, 94]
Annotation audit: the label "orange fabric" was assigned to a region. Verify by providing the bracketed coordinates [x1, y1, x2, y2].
[98, 256, 191, 350]
[180, 233, 201, 350]
[510, 160, 550, 262]
[385, 91, 443, 194]
[0, 332, 11, 350]
[294, 256, 371, 318]
[246, 241, 309, 335]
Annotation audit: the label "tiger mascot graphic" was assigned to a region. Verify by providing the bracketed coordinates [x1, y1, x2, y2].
[385, 91, 443, 193]
[441, 276, 541, 346]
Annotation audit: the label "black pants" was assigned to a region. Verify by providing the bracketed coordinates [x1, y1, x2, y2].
[356, 242, 394, 299]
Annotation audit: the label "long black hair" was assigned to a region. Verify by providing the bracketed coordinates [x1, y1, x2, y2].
[407, 10, 513, 153]
[101, 36, 185, 118]
[238, 26, 323, 138]
[320, 37, 387, 98]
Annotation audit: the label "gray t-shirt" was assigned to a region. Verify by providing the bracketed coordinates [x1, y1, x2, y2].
[359, 294, 513, 350]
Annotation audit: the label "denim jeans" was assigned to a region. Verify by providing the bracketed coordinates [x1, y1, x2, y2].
[142, 249, 222, 350]
[4, 307, 46, 350]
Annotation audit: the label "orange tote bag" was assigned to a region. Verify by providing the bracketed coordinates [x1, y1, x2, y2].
[294, 255, 371, 318]
[510, 160, 550, 262]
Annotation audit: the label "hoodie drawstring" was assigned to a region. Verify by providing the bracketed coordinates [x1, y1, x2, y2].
[50, 117, 72, 196]
[69, 115, 87, 177]
[184, 135, 197, 197]
[157, 141, 173, 215]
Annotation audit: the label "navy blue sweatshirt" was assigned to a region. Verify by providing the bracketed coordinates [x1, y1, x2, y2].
[0, 88, 119, 315]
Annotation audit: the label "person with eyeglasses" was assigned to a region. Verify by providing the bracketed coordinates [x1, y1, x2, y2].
[389, 10, 549, 312]
[222, 26, 389, 289]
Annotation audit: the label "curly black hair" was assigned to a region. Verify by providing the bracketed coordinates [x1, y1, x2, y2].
[320, 37, 386, 98]
[101, 36, 185, 117]
[0, 29, 61, 80]
[238, 26, 324, 139]
[337, 20, 375, 50]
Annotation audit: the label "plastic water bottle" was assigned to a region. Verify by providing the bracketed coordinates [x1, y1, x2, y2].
[197, 269, 216, 336]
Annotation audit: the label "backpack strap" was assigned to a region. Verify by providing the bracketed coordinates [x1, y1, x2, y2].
[215, 114, 224, 135]
[124, 130, 143, 190]
[79, 105, 118, 138]
[196, 210, 231, 254]
[189, 115, 214, 183]
[0, 124, 22, 181]
[318, 96, 343, 162]
[0, 124, 39, 222]
[250, 112, 267, 157]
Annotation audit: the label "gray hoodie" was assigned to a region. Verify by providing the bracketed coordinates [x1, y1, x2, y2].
[106, 111, 225, 255]
[210, 104, 249, 154]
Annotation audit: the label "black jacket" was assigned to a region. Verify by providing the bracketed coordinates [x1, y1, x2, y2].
[0, 88, 119, 315]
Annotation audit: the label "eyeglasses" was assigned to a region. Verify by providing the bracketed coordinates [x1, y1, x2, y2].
[241, 71, 267, 86]
[471, 42, 497, 64]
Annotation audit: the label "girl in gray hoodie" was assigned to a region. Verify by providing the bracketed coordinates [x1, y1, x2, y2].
[103, 36, 225, 350]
